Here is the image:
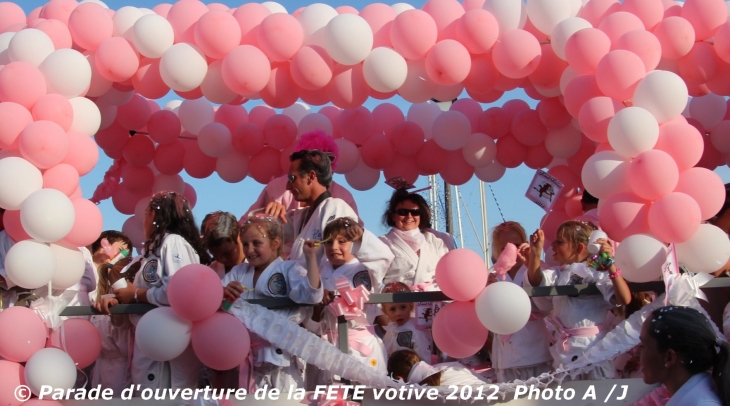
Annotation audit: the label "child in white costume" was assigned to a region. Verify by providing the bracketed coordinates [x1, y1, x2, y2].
[524, 221, 631, 380]
[223, 216, 323, 390]
[96, 191, 211, 392]
[489, 221, 552, 383]
[388, 350, 489, 386]
[309, 217, 392, 376]
[380, 282, 432, 363]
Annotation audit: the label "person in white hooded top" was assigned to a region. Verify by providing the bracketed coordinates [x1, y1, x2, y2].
[96, 191, 211, 392]
[387, 350, 489, 387]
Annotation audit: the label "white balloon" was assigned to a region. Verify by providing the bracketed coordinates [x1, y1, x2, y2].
[482, 0, 526, 33]
[0, 157, 43, 210]
[298, 3, 339, 47]
[614, 234, 667, 282]
[462, 133, 497, 167]
[136, 307, 192, 361]
[550, 17, 591, 60]
[545, 124, 582, 159]
[325, 14, 373, 65]
[69, 97, 101, 136]
[25, 348, 77, 396]
[527, 0, 578, 35]
[197, 122, 231, 158]
[475, 281, 531, 334]
[391, 3, 415, 14]
[160, 43, 208, 92]
[21, 189, 75, 243]
[607, 107, 659, 159]
[122, 215, 146, 251]
[132, 13, 175, 59]
[164, 99, 183, 112]
[398, 59, 439, 104]
[407, 101, 442, 140]
[363, 47, 408, 93]
[5, 240, 56, 289]
[113, 6, 145, 39]
[432, 110, 471, 150]
[216, 150, 249, 183]
[8, 28, 55, 67]
[0, 32, 15, 65]
[475, 161, 506, 182]
[85, 53, 113, 97]
[79, 0, 108, 7]
[38, 50, 91, 99]
[559, 65, 579, 95]
[178, 98, 215, 135]
[345, 158, 380, 191]
[200, 60, 237, 105]
[689, 93, 727, 130]
[49, 244, 86, 290]
[676, 224, 730, 274]
[261, 1, 287, 14]
[298, 113, 333, 136]
[633, 70, 689, 124]
[580, 150, 631, 199]
[334, 138, 359, 174]
[282, 102, 311, 126]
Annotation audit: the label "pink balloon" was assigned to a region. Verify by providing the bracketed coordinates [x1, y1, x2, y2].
[291, 46, 333, 90]
[681, 0, 727, 40]
[214, 105, 248, 133]
[599, 192, 651, 242]
[567, 136, 597, 177]
[579, 0, 621, 27]
[31, 94, 73, 131]
[148, 110, 181, 145]
[191, 312, 250, 370]
[648, 192, 701, 243]
[435, 248, 487, 301]
[529, 44, 567, 90]
[565, 193, 584, 218]
[183, 182, 197, 208]
[541, 210, 570, 245]
[183, 140, 217, 179]
[479, 107, 510, 139]
[432, 302, 488, 358]
[511, 109, 547, 147]
[257, 13, 303, 62]
[654, 118, 703, 172]
[0, 360, 25, 406]
[43, 163, 79, 196]
[537, 97, 572, 130]
[34, 18, 73, 50]
[3, 210, 31, 242]
[23, 400, 63, 406]
[492, 29, 542, 79]
[456, 9, 499, 54]
[0, 102, 33, 150]
[383, 154, 419, 184]
[0, 2, 25, 32]
[132, 58, 170, 99]
[232, 123, 265, 156]
[154, 141, 185, 175]
[415, 139, 447, 175]
[0, 307, 47, 362]
[548, 165, 581, 192]
[579, 96, 624, 143]
[494, 134, 526, 168]
[524, 143, 552, 169]
[696, 133, 724, 170]
[425, 39, 471, 86]
[622, 0, 664, 30]
[714, 22, 730, 64]
[422, 0, 464, 41]
[95, 37, 140, 82]
[327, 63, 370, 109]
[389, 121, 424, 156]
[166, 0, 209, 43]
[19, 120, 69, 169]
[338, 107, 374, 144]
[462, 0, 486, 10]
[373, 103, 404, 137]
[565, 28, 610, 75]
[221, 45, 271, 96]
[449, 99, 481, 133]
[674, 167, 726, 220]
[319, 106, 342, 138]
[598, 11, 645, 44]
[39, 0, 77, 25]
[463, 54, 498, 95]
[260, 62, 298, 109]
[67, 2, 112, 51]
[59, 198, 103, 247]
[263, 114, 297, 149]
[46, 318, 101, 369]
[153, 3, 172, 17]
[248, 147, 281, 184]
[194, 10, 241, 59]
[627, 150, 679, 201]
[122, 135, 155, 167]
[168, 264, 223, 321]
[677, 42, 719, 84]
[440, 149, 474, 185]
[232, 3, 270, 45]
[300, 86, 332, 105]
[390, 9, 438, 60]
[360, 133, 396, 169]
[112, 186, 150, 215]
[563, 74, 602, 117]
[0, 62, 47, 110]
[359, 3, 395, 48]
[117, 95, 152, 131]
[596, 50, 646, 102]
[122, 164, 155, 194]
[615, 30, 661, 72]
[60, 131, 98, 177]
[652, 16, 695, 60]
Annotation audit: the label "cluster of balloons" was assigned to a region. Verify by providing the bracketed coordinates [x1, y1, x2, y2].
[134, 264, 251, 371]
[0, 307, 102, 404]
[432, 249, 531, 357]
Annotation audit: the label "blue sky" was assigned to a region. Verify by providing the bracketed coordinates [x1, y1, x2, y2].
[14, 0, 730, 260]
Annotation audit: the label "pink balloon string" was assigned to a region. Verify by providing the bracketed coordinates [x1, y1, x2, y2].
[90, 159, 123, 204]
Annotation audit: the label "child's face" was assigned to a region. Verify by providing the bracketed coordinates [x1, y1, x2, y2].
[382, 302, 413, 326]
[209, 236, 244, 269]
[497, 230, 525, 258]
[551, 231, 578, 265]
[324, 233, 355, 266]
[241, 227, 279, 270]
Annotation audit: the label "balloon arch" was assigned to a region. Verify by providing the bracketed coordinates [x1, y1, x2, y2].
[1, 0, 730, 287]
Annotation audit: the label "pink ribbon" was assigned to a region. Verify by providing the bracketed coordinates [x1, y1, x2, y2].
[329, 278, 370, 321]
[544, 315, 601, 353]
[238, 335, 269, 393]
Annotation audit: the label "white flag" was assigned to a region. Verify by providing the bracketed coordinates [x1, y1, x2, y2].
[525, 170, 564, 212]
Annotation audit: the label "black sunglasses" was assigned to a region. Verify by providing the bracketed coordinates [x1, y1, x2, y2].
[395, 208, 421, 217]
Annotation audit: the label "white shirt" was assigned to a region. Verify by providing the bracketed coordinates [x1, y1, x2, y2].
[666, 373, 722, 406]
[380, 230, 448, 288]
[383, 319, 432, 363]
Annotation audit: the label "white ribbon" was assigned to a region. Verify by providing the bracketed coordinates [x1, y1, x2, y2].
[29, 289, 78, 330]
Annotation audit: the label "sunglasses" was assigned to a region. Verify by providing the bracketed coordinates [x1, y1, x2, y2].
[395, 208, 421, 217]
[287, 173, 302, 183]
